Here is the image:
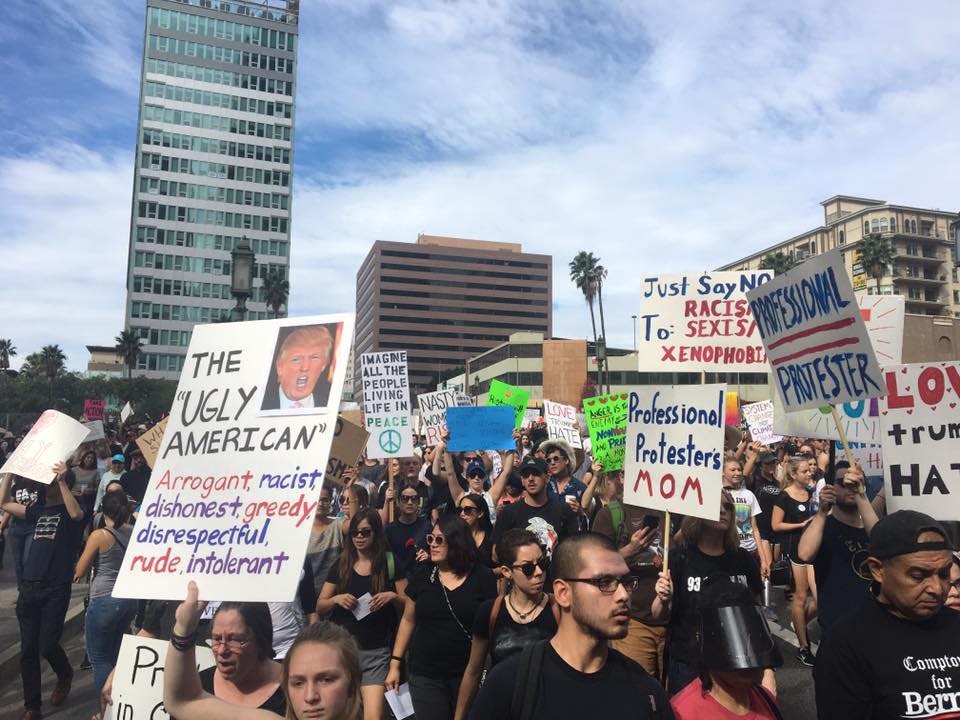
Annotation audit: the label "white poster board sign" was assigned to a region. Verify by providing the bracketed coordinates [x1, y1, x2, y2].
[740, 401, 782, 446]
[83, 420, 106, 442]
[106, 635, 215, 720]
[121, 402, 134, 423]
[637, 271, 774, 372]
[361, 351, 412, 459]
[0, 410, 91, 484]
[858, 295, 904, 366]
[746, 252, 885, 412]
[112, 314, 353, 602]
[417, 389, 462, 446]
[623, 385, 726, 521]
[772, 396, 882, 443]
[879, 362, 960, 519]
[543, 400, 582, 449]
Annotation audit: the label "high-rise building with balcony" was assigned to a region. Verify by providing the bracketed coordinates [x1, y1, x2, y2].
[720, 195, 960, 317]
[124, 0, 299, 378]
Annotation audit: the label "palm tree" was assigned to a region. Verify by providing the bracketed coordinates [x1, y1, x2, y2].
[858, 233, 896, 293]
[758, 251, 796, 275]
[0, 338, 15, 372]
[592, 263, 610, 392]
[569, 252, 610, 390]
[115, 329, 143, 380]
[39, 344, 66, 403]
[263, 270, 290, 319]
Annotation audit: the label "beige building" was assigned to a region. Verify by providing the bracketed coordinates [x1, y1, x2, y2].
[720, 195, 960, 318]
[85, 345, 125, 378]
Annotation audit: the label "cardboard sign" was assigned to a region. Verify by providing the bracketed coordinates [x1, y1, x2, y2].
[879, 362, 960, 519]
[360, 351, 412, 459]
[543, 400, 582, 449]
[417, 389, 463, 446]
[637, 271, 774, 372]
[445, 407, 516, 451]
[135, 418, 168, 469]
[120, 402, 134, 423]
[84, 399, 106, 421]
[746, 253, 885, 412]
[583, 392, 629, 472]
[772, 396, 882, 442]
[741, 401, 782, 446]
[487, 379, 530, 430]
[0, 410, 91, 484]
[858, 295, 904, 366]
[522, 409, 541, 429]
[107, 635, 214, 720]
[623, 385, 726, 521]
[327, 415, 369, 485]
[112, 314, 354, 602]
[83, 420, 106, 442]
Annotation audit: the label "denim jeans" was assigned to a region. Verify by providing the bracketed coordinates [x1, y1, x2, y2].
[17, 581, 73, 711]
[9, 519, 33, 589]
[85, 595, 137, 697]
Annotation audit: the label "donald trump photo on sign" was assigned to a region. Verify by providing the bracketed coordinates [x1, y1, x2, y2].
[260, 323, 341, 414]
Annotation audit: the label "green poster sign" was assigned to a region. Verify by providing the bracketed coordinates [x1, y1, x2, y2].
[487, 379, 530, 430]
[583, 392, 629, 471]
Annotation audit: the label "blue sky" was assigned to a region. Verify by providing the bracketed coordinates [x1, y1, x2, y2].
[2, 0, 959, 371]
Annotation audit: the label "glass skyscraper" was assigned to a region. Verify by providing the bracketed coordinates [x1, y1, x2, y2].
[124, 0, 298, 378]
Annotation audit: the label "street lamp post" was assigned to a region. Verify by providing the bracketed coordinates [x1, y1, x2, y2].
[229, 237, 256, 322]
[632, 314, 637, 352]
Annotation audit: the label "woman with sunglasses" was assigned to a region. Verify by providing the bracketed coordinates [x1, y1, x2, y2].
[317, 509, 402, 720]
[651, 489, 763, 696]
[454, 529, 559, 720]
[457, 493, 494, 567]
[435, 432, 515, 523]
[386, 514, 497, 720]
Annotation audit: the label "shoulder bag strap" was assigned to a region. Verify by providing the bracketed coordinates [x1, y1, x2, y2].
[488, 594, 505, 641]
[106, 528, 127, 553]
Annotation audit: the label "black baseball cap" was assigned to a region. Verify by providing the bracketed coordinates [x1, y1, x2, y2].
[869, 510, 953, 560]
[758, 451, 777, 464]
[520, 456, 548, 476]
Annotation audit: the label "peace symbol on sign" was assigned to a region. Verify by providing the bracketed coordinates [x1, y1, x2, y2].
[379, 429, 402, 454]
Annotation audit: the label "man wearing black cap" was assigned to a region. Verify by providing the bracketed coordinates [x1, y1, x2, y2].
[749, 450, 781, 568]
[492, 456, 580, 558]
[814, 510, 959, 719]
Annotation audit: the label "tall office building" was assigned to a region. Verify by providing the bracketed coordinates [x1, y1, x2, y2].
[355, 235, 553, 399]
[124, 0, 299, 378]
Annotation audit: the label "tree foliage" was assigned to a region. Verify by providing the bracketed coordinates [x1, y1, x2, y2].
[115, 329, 143, 380]
[758, 251, 796, 275]
[0, 338, 16, 370]
[263, 270, 290, 319]
[858, 233, 896, 292]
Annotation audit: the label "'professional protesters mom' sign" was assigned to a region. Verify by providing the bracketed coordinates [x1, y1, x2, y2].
[746, 253, 885, 413]
[623, 385, 726, 521]
[637, 271, 773, 372]
[112, 314, 354, 602]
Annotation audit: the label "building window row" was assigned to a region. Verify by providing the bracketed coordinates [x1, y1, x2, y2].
[148, 34, 293, 74]
[136, 225, 288, 257]
[133, 326, 193, 348]
[134, 250, 231, 275]
[139, 177, 289, 210]
[379, 262, 547, 285]
[380, 249, 549, 270]
[144, 81, 292, 119]
[142, 128, 290, 164]
[143, 104, 291, 141]
[140, 152, 289, 187]
[380, 280, 548, 301]
[166, 0, 297, 26]
[379, 301, 548, 320]
[379, 341, 497, 354]
[146, 58, 293, 97]
[137, 200, 289, 233]
[130, 301, 270, 324]
[149, 7, 295, 52]
[864, 217, 897, 234]
[135, 352, 186, 373]
[132, 274, 272, 303]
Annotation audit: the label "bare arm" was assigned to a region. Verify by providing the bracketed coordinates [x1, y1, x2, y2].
[74, 529, 108, 581]
[0, 474, 25, 520]
[385, 595, 416, 691]
[770, 505, 807, 533]
[54, 462, 84, 522]
[797, 504, 829, 564]
[578, 462, 603, 516]
[487, 450, 514, 506]
[650, 571, 673, 623]
[751, 514, 770, 577]
[455, 634, 491, 720]
[439, 439, 464, 506]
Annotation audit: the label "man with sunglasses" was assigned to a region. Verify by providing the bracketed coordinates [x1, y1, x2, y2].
[493, 456, 580, 559]
[385, 486, 431, 582]
[469, 533, 672, 719]
[541, 439, 587, 511]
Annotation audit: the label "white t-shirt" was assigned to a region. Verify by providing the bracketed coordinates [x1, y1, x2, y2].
[728, 487, 762, 553]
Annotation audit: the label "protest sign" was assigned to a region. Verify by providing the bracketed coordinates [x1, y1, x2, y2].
[543, 400, 582, 449]
[445, 407, 515, 451]
[106, 634, 214, 720]
[83, 420, 105, 442]
[112, 314, 353, 602]
[84, 399, 106, 421]
[841, 441, 884, 497]
[879, 362, 960, 519]
[583, 393, 629, 471]
[417, 389, 463, 446]
[522, 409, 541, 429]
[637, 271, 774, 372]
[121, 402, 134, 423]
[327, 415, 369, 485]
[487, 379, 530, 429]
[360, 351, 412, 459]
[0, 410, 91, 484]
[772, 396, 882, 443]
[623, 385, 726, 521]
[858, 295, 904, 366]
[741, 401, 782, 446]
[134, 418, 168, 469]
[746, 252, 885, 413]
[724, 391, 739, 427]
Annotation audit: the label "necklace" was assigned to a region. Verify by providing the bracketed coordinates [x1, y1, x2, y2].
[507, 592, 544, 620]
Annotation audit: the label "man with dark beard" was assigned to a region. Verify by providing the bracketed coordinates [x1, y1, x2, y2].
[469, 533, 672, 719]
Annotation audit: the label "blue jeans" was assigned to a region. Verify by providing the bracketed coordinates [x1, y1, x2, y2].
[17, 581, 73, 711]
[85, 595, 137, 697]
[9, 519, 33, 589]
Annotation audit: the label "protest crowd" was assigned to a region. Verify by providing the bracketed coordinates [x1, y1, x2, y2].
[2, 264, 960, 720]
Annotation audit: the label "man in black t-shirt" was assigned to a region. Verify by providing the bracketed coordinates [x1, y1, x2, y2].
[120, 450, 151, 504]
[1, 464, 85, 719]
[469, 533, 672, 719]
[815, 510, 959, 719]
[386, 486, 432, 580]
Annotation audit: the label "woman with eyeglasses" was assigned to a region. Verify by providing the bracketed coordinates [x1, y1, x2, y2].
[317, 509, 402, 720]
[386, 514, 497, 720]
[454, 529, 559, 720]
[650, 489, 763, 696]
[457, 493, 494, 567]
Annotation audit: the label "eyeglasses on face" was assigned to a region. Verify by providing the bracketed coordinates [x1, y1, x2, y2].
[467, 471, 485, 480]
[546, 455, 566, 464]
[209, 635, 249, 652]
[398, 495, 419, 504]
[425, 534, 445, 546]
[458, 505, 479, 516]
[351, 528, 373, 538]
[511, 558, 549, 577]
[561, 574, 640, 594]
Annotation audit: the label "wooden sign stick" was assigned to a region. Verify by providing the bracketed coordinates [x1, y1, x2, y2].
[830, 406, 857, 467]
[661, 510, 671, 574]
[387, 459, 396, 524]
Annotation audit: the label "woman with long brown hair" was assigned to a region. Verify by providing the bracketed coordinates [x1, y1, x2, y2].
[316, 509, 402, 720]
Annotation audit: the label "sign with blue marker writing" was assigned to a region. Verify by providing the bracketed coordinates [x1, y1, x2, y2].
[746, 252, 885, 413]
[623, 385, 726, 521]
[637, 271, 774, 372]
[445, 406, 516, 452]
[361, 351, 413, 460]
[112, 313, 354, 602]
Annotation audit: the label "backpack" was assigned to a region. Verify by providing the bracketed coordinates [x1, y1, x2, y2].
[386, 551, 396, 582]
[608, 500, 625, 540]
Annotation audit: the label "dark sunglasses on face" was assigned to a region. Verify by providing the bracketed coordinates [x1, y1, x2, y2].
[458, 505, 479, 516]
[521, 470, 543, 479]
[467, 471, 485, 480]
[546, 455, 565, 464]
[351, 528, 373, 538]
[399, 495, 419, 504]
[425, 534, 445, 546]
[511, 558, 549, 577]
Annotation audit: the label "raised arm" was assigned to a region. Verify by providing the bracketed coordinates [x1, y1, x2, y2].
[438, 438, 465, 506]
[0, 473, 26, 520]
[487, 449, 515, 505]
[54, 462, 85, 522]
[578, 462, 603, 516]
[798, 487, 832, 564]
